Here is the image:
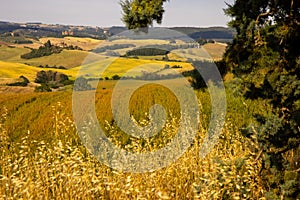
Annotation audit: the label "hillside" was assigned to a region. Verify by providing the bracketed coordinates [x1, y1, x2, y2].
[0, 21, 235, 42]
[0, 60, 77, 81]
[170, 27, 236, 41]
[0, 21, 106, 39]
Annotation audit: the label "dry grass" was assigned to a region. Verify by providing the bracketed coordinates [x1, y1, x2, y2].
[0, 85, 35, 94]
[0, 99, 266, 199]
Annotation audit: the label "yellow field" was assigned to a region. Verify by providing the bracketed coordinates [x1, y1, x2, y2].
[0, 56, 194, 85]
[74, 57, 194, 78]
[0, 44, 104, 68]
[19, 50, 103, 69]
[0, 60, 78, 81]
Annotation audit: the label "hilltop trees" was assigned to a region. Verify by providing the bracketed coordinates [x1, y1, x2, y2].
[21, 40, 62, 59]
[120, 0, 168, 30]
[224, 0, 300, 198]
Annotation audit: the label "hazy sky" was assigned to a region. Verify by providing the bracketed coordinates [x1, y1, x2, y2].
[0, 0, 234, 27]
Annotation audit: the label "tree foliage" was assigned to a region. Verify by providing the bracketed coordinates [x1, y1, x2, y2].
[21, 40, 62, 59]
[126, 47, 169, 56]
[120, 0, 168, 30]
[34, 70, 72, 92]
[6, 75, 30, 87]
[224, 0, 300, 199]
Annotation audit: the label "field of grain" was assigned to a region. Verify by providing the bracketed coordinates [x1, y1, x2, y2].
[74, 57, 194, 78]
[0, 86, 268, 199]
[0, 60, 78, 81]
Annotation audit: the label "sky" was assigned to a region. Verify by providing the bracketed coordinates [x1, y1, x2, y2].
[0, 0, 234, 28]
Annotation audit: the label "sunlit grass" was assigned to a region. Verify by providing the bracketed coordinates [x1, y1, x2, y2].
[0, 100, 266, 199]
[0, 60, 78, 81]
[0, 86, 269, 199]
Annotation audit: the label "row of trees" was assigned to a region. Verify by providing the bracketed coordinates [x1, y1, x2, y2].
[94, 44, 136, 53]
[125, 47, 169, 56]
[37, 64, 67, 70]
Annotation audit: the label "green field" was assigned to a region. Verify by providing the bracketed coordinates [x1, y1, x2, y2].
[0, 45, 31, 62]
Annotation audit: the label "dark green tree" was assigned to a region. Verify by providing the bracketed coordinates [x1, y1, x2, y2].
[120, 0, 168, 30]
[224, 0, 300, 199]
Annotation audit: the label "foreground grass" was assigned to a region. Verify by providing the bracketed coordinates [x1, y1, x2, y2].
[0, 87, 269, 199]
[0, 108, 265, 199]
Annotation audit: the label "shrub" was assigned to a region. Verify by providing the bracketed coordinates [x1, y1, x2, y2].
[6, 75, 30, 87]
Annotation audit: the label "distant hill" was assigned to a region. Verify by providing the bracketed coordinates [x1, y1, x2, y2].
[170, 27, 235, 42]
[0, 21, 234, 42]
[105, 26, 235, 42]
[0, 21, 106, 39]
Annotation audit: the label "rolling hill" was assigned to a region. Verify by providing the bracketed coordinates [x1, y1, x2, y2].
[0, 60, 77, 81]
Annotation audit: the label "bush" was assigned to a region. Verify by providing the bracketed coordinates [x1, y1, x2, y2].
[112, 75, 121, 80]
[6, 75, 30, 87]
[126, 48, 169, 57]
[34, 70, 71, 91]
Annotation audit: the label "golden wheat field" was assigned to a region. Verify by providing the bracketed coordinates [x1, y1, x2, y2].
[0, 83, 270, 199]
